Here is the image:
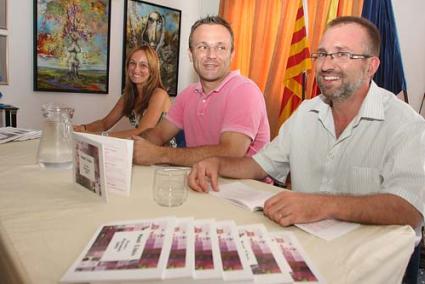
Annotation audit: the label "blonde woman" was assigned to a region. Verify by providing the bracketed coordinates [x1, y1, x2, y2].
[74, 45, 171, 138]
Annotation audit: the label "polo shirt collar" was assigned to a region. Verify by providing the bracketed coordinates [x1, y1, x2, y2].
[194, 70, 240, 96]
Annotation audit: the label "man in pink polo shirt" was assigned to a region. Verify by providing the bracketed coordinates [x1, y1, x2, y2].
[133, 16, 270, 166]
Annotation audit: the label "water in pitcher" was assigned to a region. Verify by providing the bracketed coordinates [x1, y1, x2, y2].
[37, 103, 74, 169]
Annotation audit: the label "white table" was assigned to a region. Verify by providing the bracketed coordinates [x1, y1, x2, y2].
[0, 140, 416, 284]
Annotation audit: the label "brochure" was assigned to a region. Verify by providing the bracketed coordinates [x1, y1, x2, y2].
[192, 219, 222, 280]
[215, 220, 253, 281]
[270, 231, 324, 283]
[209, 181, 276, 212]
[0, 127, 41, 144]
[61, 217, 175, 283]
[238, 224, 293, 284]
[73, 132, 133, 200]
[163, 217, 194, 279]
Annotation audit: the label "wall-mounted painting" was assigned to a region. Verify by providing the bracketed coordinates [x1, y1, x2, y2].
[0, 35, 8, 85]
[0, 0, 6, 30]
[123, 0, 181, 96]
[34, 0, 111, 94]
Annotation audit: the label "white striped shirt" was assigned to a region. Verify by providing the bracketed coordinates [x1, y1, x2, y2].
[254, 82, 425, 220]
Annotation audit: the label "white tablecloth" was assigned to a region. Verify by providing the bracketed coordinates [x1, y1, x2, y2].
[0, 140, 416, 284]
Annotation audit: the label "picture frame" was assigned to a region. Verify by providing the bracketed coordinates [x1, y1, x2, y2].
[33, 0, 111, 94]
[0, 0, 6, 30]
[123, 0, 181, 96]
[0, 35, 8, 85]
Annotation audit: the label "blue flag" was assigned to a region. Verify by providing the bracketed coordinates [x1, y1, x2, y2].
[362, 0, 407, 100]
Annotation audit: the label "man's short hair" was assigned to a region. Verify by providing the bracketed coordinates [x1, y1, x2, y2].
[188, 15, 234, 52]
[327, 16, 381, 56]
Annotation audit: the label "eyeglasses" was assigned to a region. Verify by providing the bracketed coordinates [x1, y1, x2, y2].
[310, 51, 372, 62]
[194, 44, 230, 55]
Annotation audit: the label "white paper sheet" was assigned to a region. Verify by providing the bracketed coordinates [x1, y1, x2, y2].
[295, 219, 360, 241]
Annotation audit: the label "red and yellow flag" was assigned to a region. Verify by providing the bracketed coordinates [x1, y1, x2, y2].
[278, 0, 311, 127]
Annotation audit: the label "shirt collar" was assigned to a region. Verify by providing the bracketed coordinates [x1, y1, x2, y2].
[194, 70, 240, 95]
[309, 81, 385, 121]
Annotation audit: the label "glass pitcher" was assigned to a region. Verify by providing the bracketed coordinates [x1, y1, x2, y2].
[37, 103, 75, 169]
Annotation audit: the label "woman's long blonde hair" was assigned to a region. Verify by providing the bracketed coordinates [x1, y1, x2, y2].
[122, 45, 165, 116]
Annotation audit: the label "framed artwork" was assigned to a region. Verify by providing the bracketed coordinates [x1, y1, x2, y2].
[0, 35, 7, 85]
[123, 0, 181, 96]
[33, 0, 111, 94]
[0, 0, 6, 30]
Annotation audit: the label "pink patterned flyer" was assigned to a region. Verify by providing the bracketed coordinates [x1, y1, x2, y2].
[60, 217, 175, 283]
[238, 224, 292, 284]
[163, 217, 194, 279]
[192, 219, 222, 279]
[216, 220, 253, 281]
[270, 231, 323, 283]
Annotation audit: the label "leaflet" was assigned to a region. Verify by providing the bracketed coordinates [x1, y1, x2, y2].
[61, 217, 175, 283]
[270, 231, 324, 283]
[73, 132, 133, 200]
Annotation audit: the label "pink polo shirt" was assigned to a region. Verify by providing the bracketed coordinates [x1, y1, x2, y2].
[167, 71, 270, 156]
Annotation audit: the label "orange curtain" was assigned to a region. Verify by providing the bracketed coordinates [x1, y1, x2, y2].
[220, 0, 299, 137]
[219, 0, 364, 138]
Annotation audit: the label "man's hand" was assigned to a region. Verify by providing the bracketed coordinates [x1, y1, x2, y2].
[133, 136, 164, 165]
[263, 191, 329, 226]
[188, 157, 220, 193]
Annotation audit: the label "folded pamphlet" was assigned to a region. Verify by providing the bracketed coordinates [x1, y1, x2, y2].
[72, 132, 133, 202]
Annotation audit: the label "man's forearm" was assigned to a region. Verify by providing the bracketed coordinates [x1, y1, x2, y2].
[159, 145, 241, 166]
[217, 156, 268, 180]
[327, 193, 422, 228]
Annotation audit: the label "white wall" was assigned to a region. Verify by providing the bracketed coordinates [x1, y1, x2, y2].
[0, 0, 423, 129]
[0, 0, 219, 129]
[392, 0, 425, 115]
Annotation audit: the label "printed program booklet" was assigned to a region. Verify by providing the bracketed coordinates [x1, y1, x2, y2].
[216, 220, 253, 281]
[72, 132, 133, 201]
[163, 217, 195, 279]
[209, 181, 276, 211]
[192, 219, 222, 280]
[238, 224, 293, 283]
[61, 217, 175, 283]
[270, 231, 324, 283]
[0, 127, 41, 144]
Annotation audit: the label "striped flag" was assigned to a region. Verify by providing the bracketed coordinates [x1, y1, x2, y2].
[278, 0, 311, 127]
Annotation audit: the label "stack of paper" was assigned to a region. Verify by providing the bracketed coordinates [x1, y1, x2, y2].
[0, 127, 41, 144]
[61, 217, 323, 283]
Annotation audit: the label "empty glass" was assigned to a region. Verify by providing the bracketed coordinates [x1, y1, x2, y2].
[37, 103, 74, 169]
[153, 168, 188, 207]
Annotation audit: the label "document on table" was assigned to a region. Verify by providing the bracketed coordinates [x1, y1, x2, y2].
[295, 219, 360, 241]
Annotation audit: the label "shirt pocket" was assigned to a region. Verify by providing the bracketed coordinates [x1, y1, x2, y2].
[348, 167, 382, 195]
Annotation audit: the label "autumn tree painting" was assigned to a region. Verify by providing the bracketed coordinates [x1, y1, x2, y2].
[34, 0, 111, 93]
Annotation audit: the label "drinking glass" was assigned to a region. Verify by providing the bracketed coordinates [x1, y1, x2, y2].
[153, 168, 188, 207]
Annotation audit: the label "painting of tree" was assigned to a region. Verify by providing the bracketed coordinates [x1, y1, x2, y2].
[34, 0, 111, 93]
